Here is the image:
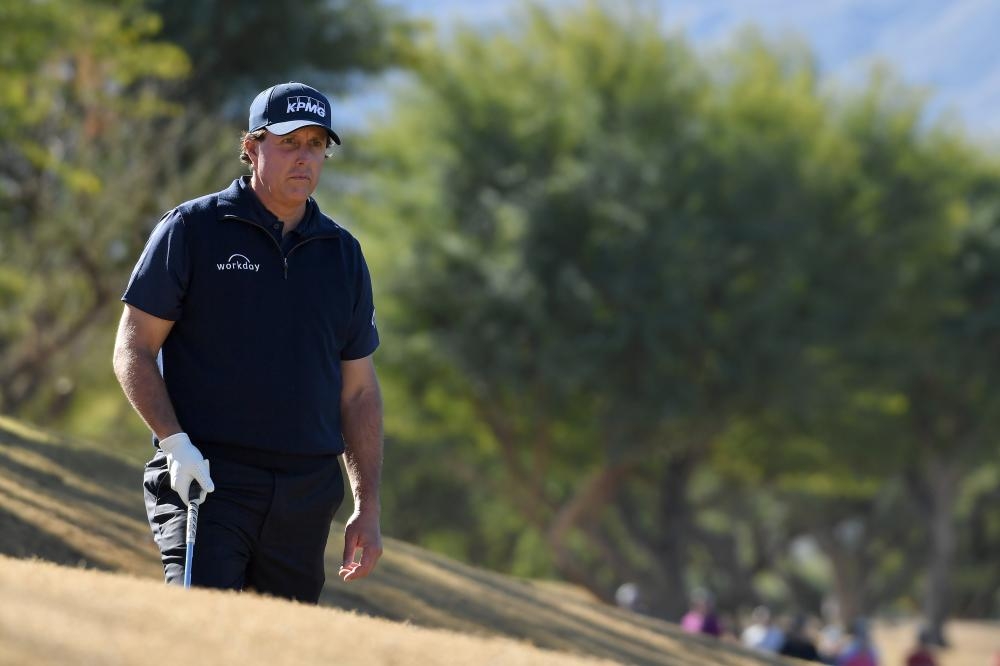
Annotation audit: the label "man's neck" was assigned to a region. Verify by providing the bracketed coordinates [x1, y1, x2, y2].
[249, 177, 307, 233]
[277, 207, 306, 235]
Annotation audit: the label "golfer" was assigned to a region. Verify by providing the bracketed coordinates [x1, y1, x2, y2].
[113, 82, 383, 602]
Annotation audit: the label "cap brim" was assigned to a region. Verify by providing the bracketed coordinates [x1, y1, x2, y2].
[264, 120, 341, 145]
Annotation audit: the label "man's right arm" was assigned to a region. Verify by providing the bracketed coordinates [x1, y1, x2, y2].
[112, 304, 181, 440]
[113, 304, 214, 504]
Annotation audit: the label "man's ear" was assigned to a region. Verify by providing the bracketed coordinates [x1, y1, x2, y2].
[244, 136, 260, 165]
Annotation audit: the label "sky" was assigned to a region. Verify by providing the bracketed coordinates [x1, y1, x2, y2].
[356, 0, 1000, 141]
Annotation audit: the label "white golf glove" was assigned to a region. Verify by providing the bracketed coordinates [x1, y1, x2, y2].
[159, 432, 214, 506]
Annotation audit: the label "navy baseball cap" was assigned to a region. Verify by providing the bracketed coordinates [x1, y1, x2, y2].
[248, 82, 341, 145]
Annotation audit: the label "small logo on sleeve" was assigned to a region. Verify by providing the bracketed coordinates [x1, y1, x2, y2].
[217, 253, 260, 272]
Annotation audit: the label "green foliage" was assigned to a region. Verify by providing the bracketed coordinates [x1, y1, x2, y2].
[145, 0, 419, 106]
[0, 0, 190, 417]
[0, 0, 188, 144]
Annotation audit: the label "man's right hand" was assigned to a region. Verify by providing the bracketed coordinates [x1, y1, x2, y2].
[159, 432, 214, 506]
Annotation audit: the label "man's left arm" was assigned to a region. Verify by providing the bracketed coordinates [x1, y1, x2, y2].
[338, 355, 384, 582]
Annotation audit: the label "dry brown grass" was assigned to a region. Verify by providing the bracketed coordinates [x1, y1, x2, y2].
[0, 555, 624, 666]
[1, 414, 995, 666]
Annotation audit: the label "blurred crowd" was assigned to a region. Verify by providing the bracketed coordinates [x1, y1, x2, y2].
[616, 584, 945, 665]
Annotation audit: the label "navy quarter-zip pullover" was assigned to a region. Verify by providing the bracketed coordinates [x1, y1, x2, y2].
[123, 177, 379, 457]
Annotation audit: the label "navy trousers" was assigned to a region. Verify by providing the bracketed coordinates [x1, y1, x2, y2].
[143, 448, 344, 603]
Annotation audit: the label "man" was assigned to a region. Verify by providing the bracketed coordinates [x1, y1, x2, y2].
[778, 613, 822, 662]
[904, 627, 938, 666]
[113, 82, 383, 603]
[741, 605, 785, 653]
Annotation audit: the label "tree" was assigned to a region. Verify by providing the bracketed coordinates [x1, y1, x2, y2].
[145, 0, 418, 109]
[351, 1, 849, 613]
[0, 0, 189, 415]
[348, 0, 1000, 629]
[805, 78, 1000, 642]
[713, 71, 1000, 640]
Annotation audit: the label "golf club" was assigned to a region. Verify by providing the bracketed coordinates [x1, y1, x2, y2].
[182, 480, 202, 589]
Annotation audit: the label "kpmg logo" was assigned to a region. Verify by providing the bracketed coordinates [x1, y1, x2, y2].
[217, 253, 260, 272]
[286, 96, 326, 118]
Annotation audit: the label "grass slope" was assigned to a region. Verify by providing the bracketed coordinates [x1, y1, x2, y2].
[0, 556, 626, 666]
[0, 414, 794, 665]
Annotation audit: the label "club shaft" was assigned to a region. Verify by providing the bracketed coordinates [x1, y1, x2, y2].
[183, 495, 200, 589]
[183, 541, 195, 588]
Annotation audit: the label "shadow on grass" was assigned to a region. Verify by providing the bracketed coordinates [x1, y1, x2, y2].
[0, 420, 145, 519]
[0, 506, 109, 570]
[321, 540, 785, 666]
[0, 419, 159, 573]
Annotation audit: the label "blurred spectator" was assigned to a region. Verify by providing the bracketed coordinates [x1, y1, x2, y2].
[741, 605, 785, 652]
[903, 626, 938, 666]
[614, 582, 643, 612]
[818, 597, 844, 660]
[779, 612, 822, 662]
[835, 617, 880, 666]
[681, 588, 722, 637]
[719, 611, 740, 643]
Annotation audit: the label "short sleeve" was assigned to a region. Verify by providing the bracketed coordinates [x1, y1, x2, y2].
[121, 210, 190, 321]
[341, 244, 380, 360]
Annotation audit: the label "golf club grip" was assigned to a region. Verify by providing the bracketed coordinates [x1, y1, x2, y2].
[188, 479, 202, 505]
[185, 499, 199, 543]
[185, 480, 201, 544]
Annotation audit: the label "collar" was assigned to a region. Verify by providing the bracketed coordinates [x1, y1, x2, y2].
[216, 176, 342, 238]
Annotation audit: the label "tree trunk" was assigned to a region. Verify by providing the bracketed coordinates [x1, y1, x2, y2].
[546, 464, 629, 601]
[921, 456, 960, 646]
[814, 521, 864, 625]
[0, 243, 112, 412]
[645, 454, 696, 621]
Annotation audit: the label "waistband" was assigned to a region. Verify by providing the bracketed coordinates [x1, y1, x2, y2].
[189, 440, 339, 475]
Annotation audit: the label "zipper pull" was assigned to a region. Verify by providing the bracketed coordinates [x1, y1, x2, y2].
[284, 257, 289, 279]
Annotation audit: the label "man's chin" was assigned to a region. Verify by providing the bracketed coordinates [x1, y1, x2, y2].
[286, 183, 316, 199]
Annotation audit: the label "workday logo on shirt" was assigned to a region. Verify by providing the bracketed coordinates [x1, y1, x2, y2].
[217, 253, 260, 272]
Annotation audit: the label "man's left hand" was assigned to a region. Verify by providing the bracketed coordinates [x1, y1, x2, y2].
[339, 509, 382, 582]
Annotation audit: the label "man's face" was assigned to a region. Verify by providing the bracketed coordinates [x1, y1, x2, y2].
[247, 125, 329, 211]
